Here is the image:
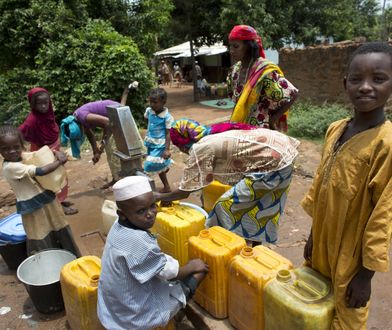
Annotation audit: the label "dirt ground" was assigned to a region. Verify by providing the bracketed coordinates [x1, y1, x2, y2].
[0, 85, 391, 330]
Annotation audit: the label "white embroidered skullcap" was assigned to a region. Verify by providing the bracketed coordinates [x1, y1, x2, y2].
[113, 176, 152, 201]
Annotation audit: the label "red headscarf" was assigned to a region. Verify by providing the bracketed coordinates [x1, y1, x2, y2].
[228, 25, 265, 58]
[19, 87, 59, 147]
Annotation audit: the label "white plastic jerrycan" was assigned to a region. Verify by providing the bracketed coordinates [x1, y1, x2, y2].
[101, 200, 118, 235]
[23, 145, 67, 193]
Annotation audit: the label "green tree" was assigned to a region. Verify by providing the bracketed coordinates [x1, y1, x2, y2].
[1, 20, 154, 126]
[0, 0, 87, 70]
[219, 0, 292, 49]
[127, 0, 174, 57]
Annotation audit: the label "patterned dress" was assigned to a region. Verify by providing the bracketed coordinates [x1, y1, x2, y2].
[143, 107, 174, 174]
[179, 128, 299, 243]
[227, 58, 298, 131]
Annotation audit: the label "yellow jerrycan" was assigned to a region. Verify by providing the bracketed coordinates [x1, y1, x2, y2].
[60, 256, 104, 330]
[263, 266, 335, 330]
[101, 199, 118, 235]
[201, 180, 231, 213]
[151, 201, 207, 266]
[188, 226, 246, 319]
[228, 246, 293, 330]
[154, 319, 175, 330]
[22, 145, 66, 193]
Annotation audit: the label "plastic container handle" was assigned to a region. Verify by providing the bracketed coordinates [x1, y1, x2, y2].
[77, 261, 100, 286]
[211, 237, 224, 246]
[293, 279, 329, 300]
[255, 255, 278, 270]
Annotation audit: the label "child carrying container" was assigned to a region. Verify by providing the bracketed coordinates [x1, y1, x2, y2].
[97, 176, 208, 330]
[143, 88, 174, 192]
[302, 42, 392, 329]
[0, 125, 81, 257]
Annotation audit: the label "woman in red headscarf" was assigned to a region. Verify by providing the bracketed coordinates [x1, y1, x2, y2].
[227, 25, 299, 132]
[19, 88, 78, 215]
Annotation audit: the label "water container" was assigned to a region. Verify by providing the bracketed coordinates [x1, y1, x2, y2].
[264, 266, 335, 330]
[23, 145, 66, 193]
[17, 249, 77, 314]
[0, 213, 27, 269]
[228, 246, 293, 330]
[101, 200, 118, 235]
[151, 201, 207, 266]
[202, 180, 231, 213]
[154, 319, 175, 330]
[0, 212, 26, 242]
[188, 226, 246, 319]
[60, 256, 104, 330]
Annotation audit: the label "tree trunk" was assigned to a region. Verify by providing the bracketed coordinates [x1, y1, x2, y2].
[190, 39, 199, 102]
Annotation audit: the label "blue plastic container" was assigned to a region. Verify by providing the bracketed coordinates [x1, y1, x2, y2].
[0, 213, 27, 269]
[0, 212, 26, 242]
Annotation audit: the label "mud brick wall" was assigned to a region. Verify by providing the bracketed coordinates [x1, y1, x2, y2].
[279, 42, 392, 116]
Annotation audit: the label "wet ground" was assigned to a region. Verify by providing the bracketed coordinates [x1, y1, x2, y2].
[0, 85, 391, 329]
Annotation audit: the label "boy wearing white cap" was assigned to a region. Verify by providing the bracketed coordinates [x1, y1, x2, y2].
[97, 176, 209, 330]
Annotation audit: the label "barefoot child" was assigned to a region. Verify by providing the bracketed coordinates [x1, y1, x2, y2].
[143, 88, 174, 192]
[302, 42, 392, 329]
[0, 125, 81, 257]
[19, 87, 77, 215]
[97, 176, 208, 329]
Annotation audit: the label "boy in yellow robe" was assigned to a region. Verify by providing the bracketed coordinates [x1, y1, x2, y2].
[302, 42, 392, 329]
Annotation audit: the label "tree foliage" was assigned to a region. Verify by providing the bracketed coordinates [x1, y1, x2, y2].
[0, 20, 154, 126]
[162, 0, 381, 49]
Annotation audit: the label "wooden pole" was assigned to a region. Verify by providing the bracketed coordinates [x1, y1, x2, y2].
[190, 39, 199, 102]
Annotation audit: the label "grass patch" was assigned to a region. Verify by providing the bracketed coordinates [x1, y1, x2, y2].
[288, 102, 350, 139]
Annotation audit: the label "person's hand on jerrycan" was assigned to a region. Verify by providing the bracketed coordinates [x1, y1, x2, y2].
[186, 259, 209, 274]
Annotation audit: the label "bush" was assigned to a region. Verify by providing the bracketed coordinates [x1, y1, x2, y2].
[0, 67, 37, 125]
[0, 20, 154, 127]
[288, 102, 350, 139]
[36, 20, 154, 126]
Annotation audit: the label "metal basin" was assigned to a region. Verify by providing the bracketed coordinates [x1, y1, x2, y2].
[17, 249, 76, 314]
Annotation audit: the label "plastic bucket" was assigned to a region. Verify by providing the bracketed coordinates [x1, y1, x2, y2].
[179, 202, 209, 219]
[17, 249, 76, 314]
[0, 239, 27, 270]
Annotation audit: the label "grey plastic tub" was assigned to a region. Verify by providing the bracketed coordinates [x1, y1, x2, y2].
[17, 249, 76, 314]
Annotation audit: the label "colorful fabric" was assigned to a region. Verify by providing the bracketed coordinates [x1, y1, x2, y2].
[19, 87, 59, 147]
[60, 115, 85, 158]
[144, 107, 174, 174]
[301, 119, 392, 329]
[228, 25, 266, 58]
[170, 119, 211, 148]
[228, 57, 297, 132]
[207, 165, 293, 243]
[179, 128, 299, 191]
[170, 118, 255, 148]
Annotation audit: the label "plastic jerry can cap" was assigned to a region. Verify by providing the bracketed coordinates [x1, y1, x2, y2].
[241, 246, 254, 257]
[199, 229, 210, 238]
[90, 274, 100, 287]
[277, 269, 292, 282]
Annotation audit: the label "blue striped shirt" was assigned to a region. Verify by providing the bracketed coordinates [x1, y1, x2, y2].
[97, 220, 186, 330]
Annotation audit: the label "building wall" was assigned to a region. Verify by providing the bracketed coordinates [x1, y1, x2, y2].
[279, 41, 392, 115]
